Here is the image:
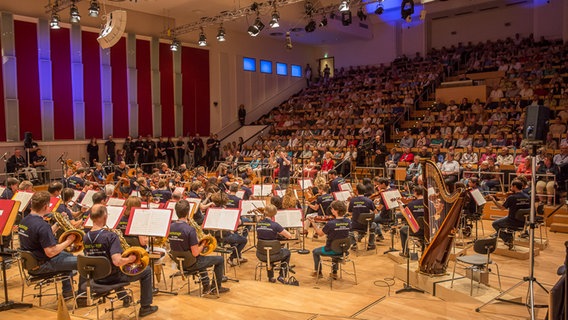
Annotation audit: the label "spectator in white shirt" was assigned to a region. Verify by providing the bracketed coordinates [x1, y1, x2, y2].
[456, 132, 473, 148]
[398, 130, 414, 149]
[496, 147, 514, 166]
[441, 153, 460, 187]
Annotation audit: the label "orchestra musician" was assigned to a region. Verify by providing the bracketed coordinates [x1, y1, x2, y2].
[93, 162, 107, 184]
[187, 181, 212, 225]
[328, 170, 344, 193]
[256, 204, 293, 284]
[87, 138, 99, 167]
[311, 200, 351, 279]
[219, 184, 248, 266]
[104, 135, 116, 164]
[487, 179, 530, 250]
[372, 177, 392, 241]
[348, 184, 377, 251]
[168, 200, 230, 294]
[56, 188, 86, 229]
[240, 178, 253, 200]
[18, 191, 83, 299]
[1, 177, 19, 200]
[166, 137, 177, 168]
[82, 204, 158, 317]
[31, 148, 48, 184]
[304, 185, 334, 238]
[151, 180, 172, 204]
[398, 186, 426, 257]
[67, 168, 87, 190]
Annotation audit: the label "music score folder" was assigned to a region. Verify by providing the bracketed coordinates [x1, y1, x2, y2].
[11, 191, 34, 211]
[0, 200, 20, 237]
[84, 206, 125, 229]
[274, 209, 303, 229]
[126, 208, 173, 237]
[203, 208, 241, 231]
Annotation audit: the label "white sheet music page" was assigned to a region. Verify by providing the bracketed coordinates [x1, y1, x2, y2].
[470, 188, 487, 206]
[381, 190, 402, 210]
[252, 184, 273, 197]
[80, 190, 97, 208]
[235, 190, 245, 199]
[85, 206, 125, 228]
[131, 190, 140, 198]
[72, 190, 81, 202]
[339, 183, 353, 192]
[173, 187, 185, 195]
[106, 197, 126, 207]
[274, 209, 303, 228]
[275, 189, 285, 197]
[240, 200, 267, 216]
[126, 208, 173, 237]
[12, 192, 34, 210]
[298, 179, 313, 190]
[203, 208, 240, 231]
[186, 198, 202, 208]
[0, 187, 5, 197]
[333, 191, 351, 201]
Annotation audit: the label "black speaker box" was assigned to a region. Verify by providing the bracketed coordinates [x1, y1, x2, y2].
[524, 105, 550, 141]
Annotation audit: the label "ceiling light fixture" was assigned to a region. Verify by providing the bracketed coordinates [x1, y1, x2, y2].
[217, 24, 226, 41]
[270, 11, 280, 28]
[50, 2, 61, 30]
[339, 1, 350, 12]
[285, 31, 292, 50]
[401, 0, 415, 22]
[374, 4, 384, 15]
[170, 38, 180, 51]
[198, 27, 207, 46]
[341, 10, 352, 26]
[305, 19, 316, 33]
[248, 16, 265, 37]
[88, 0, 100, 17]
[70, 0, 81, 23]
[319, 15, 328, 27]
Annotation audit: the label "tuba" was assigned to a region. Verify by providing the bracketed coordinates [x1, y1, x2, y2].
[53, 210, 85, 253]
[108, 228, 149, 276]
[189, 203, 217, 255]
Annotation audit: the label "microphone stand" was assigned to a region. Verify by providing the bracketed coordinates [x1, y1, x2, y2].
[297, 134, 310, 255]
[0, 227, 32, 311]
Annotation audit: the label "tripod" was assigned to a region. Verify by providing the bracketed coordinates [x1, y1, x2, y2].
[396, 238, 424, 294]
[383, 210, 399, 254]
[476, 155, 548, 319]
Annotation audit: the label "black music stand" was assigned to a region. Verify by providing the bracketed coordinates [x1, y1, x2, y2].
[0, 200, 32, 312]
[396, 249, 424, 294]
[203, 208, 242, 283]
[297, 178, 310, 255]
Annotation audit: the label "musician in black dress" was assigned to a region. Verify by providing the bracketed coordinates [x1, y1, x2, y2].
[123, 136, 134, 164]
[348, 184, 377, 250]
[156, 137, 167, 162]
[83, 204, 158, 317]
[488, 179, 530, 249]
[134, 136, 144, 164]
[372, 135, 387, 168]
[168, 200, 229, 294]
[165, 137, 176, 169]
[176, 136, 185, 167]
[312, 200, 351, 278]
[399, 186, 426, 257]
[105, 135, 116, 164]
[87, 138, 99, 167]
[256, 204, 293, 283]
[192, 134, 204, 166]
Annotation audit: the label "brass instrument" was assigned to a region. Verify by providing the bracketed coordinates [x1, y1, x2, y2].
[52, 210, 85, 253]
[189, 204, 217, 255]
[109, 228, 149, 276]
[281, 185, 298, 209]
[314, 173, 327, 191]
[66, 159, 77, 172]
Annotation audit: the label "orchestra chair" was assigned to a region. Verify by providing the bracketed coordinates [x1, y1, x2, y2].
[126, 236, 168, 287]
[497, 208, 530, 250]
[316, 238, 357, 289]
[353, 213, 376, 254]
[450, 237, 502, 296]
[523, 204, 548, 247]
[254, 240, 290, 282]
[215, 244, 238, 279]
[168, 250, 219, 298]
[18, 250, 75, 307]
[73, 255, 137, 320]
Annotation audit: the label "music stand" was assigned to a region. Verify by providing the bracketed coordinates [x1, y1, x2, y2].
[125, 208, 176, 296]
[203, 208, 241, 282]
[274, 209, 303, 252]
[0, 200, 32, 312]
[395, 200, 424, 294]
[240, 200, 267, 253]
[381, 190, 402, 254]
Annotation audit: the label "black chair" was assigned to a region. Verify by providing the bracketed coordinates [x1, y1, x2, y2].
[72, 255, 137, 320]
[316, 238, 357, 289]
[18, 250, 75, 306]
[353, 212, 375, 252]
[497, 208, 530, 250]
[168, 250, 219, 297]
[254, 240, 290, 282]
[451, 237, 502, 296]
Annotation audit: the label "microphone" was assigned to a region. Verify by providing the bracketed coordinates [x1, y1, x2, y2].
[57, 153, 65, 162]
[0, 152, 7, 160]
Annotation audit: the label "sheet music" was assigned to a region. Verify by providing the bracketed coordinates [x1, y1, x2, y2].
[186, 198, 202, 207]
[141, 202, 161, 209]
[428, 187, 436, 197]
[252, 184, 273, 197]
[72, 190, 81, 202]
[131, 190, 140, 197]
[0, 210, 3, 217]
[235, 190, 245, 199]
[84, 206, 125, 228]
[275, 189, 285, 197]
[298, 179, 313, 190]
[274, 209, 303, 228]
[12, 192, 34, 210]
[0, 187, 5, 197]
[80, 190, 97, 208]
[173, 187, 185, 195]
[381, 190, 402, 210]
[240, 200, 267, 216]
[165, 201, 184, 221]
[470, 188, 487, 206]
[126, 208, 173, 237]
[333, 191, 351, 201]
[106, 197, 126, 207]
[203, 208, 241, 231]
[339, 183, 353, 192]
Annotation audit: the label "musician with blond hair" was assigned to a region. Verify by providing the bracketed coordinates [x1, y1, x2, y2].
[256, 204, 293, 283]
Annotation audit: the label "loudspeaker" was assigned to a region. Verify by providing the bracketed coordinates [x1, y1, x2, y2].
[524, 105, 550, 141]
[24, 131, 33, 144]
[97, 10, 127, 49]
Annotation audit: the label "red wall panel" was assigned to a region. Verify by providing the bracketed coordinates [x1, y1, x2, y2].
[181, 46, 210, 136]
[136, 39, 152, 137]
[14, 20, 42, 140]
[50, 27, 74, 139]
[82, 31, 102, 139]
[110, 37, 129, 138]
[159, 43, 174, 137]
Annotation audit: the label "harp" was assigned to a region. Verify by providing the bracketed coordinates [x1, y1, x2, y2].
[418, 160, 467, 275]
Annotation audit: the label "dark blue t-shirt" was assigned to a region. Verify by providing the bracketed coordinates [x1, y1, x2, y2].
[504, 192, 530, 223]
[67, 176, 85, 190]
[226, 194, 241, 209]
[348, 196, 376, 229]
[330, 177, 345, 193]
[18, 214, 58, 261]
[83, 229, 123, 275]
[317, 193, 335, 216]
[152, 189, 172, 203]
[0, 188, 14, 200]
[323, 217, 351, 251]
[241, 186, 252, 200]
[56, 203, 74, 220]
[256, 218, 284, 240]
[168, 220, 198, 252]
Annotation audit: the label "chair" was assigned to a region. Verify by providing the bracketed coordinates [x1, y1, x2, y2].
[316, 238, 357, 289]
[353, 213, 375, 253]
[18, 250, 75, 307]
[73, 255, 137, 320]
[450, 237, 502, 296]
[168, 250, 219, 298]
[497, 208, 530, 249]
[254, 240, 290, 282]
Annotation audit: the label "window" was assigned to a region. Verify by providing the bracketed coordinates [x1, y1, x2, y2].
[243, 57, 256, 72]
[260, 60, 272, 74]
[291, 65, 302, 77]
[276, 62, 287, 76]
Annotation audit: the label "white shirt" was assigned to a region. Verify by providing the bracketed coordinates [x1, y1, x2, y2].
[441, 160, 459, 175]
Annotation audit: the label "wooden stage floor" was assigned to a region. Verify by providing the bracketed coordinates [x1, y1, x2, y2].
[1, 219, 565, 320]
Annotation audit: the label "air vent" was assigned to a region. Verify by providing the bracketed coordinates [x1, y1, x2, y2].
[290, 27, 303, 32]
[269, 32, 284, 37]
[506, 0, 528, 6]
[431, 15, 449, 21]
[479, 6, 499, 11]
[455, 11, 473, 16]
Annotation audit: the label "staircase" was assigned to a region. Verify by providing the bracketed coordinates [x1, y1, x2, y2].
[547, 203, 568, 233]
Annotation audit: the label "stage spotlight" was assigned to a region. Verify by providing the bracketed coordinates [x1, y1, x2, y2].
[70, 1, 81, 23]
[198, 28, 207, 46]
[50, 12, 61, 29]
[401, 0, 414, 21]
[170, 38, 180, 51]
[285, 32, 292, 50]
[270, 11, 280, 28]
[357, 7, 367, 21]
[339, 0, 350, 12]
[248, 17, 265, 37]
[305, 19, 316, 33]
[374, 4, 384, 15]
[341, 10, 352, 26]
[217, 25, 226, 41]
[319, 16, 328, 27]
[88, 0, 100, 17]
